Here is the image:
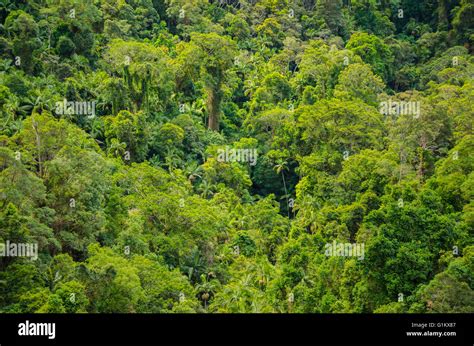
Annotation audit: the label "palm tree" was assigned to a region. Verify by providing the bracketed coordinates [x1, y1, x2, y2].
[198, 179, 215, 199]
[41, 268, 63, 291]
[195, 274, 220, 310]
[89, 118, 104, 140]
[184, 161, 202, 184]
[164, 148, 182, 171]
[181, 248, 207, 283]
[273, 159, 290, 217]
[107, 138, 127, 158]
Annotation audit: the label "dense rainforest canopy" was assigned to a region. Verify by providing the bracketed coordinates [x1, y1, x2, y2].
[0, 0, 473, 313]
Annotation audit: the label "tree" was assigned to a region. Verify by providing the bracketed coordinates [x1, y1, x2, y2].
[81, 244, 145, 313]
[334, 63, 385, 106]
[411, 246, 474, 313]
[452, 0, 474, 45]
[0, 0, 473, 316]
[4, 10, 41, 73]
[250, 72, 291, 113]
[43, 146, 110, 256]
[273, 159, 290, 217]
[315, 0, 347, 38]
[346, 32, 394, 82]
[105, 39, 173, 113]
[104, 110, 149, 162]
[176, 32, 237, 130]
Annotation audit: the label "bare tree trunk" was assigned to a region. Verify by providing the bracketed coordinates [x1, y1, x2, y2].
[281, 172, 289, 218]
[32, 119, 43, 177]
[207, 87, 221, 131]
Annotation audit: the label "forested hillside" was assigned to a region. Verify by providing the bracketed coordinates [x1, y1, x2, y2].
[0, 0, 473, 313]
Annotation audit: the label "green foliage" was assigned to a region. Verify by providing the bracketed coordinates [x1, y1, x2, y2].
[105, 110, 149, 162]
[347, 32, 394, 82]
[0, 0, 472, 315]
